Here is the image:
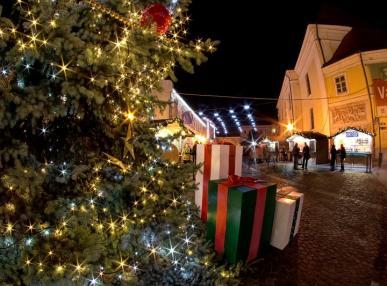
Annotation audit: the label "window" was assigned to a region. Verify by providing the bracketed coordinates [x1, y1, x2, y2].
[306, 73, 311, 95]
[310, 108, 314, 130]
[335, 74, 347, 94]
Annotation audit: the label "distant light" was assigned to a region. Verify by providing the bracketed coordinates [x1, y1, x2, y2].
[214, 113, 219, 117]
[231, 115, 236, 118]
[272, 128, 276, 133]
[198, 112, 203, 116]
[244, 105, 250, 110]
[253, 128, 257, 131]
[229, 110, 234, 114]
[286, 123, 294, 132]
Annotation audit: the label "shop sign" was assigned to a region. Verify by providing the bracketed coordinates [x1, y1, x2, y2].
[345, 130, 359, 137]
[368, 63, 387, 116]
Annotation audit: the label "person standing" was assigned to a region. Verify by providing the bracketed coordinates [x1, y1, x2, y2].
[339, 144, 346, 172]
[192, 142, 197, 165]
[330, 144, 337, 171]
[275, 145, 280, 163]
[302, 142, 310, 170]
[263, 145, 268, 163]
[182, 143, 191, 163]
[293, 143, 300, 170]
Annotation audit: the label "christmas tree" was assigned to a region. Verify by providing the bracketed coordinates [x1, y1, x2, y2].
[0, 1, 237, 285]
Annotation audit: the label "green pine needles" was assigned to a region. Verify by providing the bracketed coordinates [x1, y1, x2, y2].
[0, 1, 237, 285]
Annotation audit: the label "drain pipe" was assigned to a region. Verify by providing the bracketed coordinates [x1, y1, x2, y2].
[285, 73, 295, 126]
[359, 52, 376, 159]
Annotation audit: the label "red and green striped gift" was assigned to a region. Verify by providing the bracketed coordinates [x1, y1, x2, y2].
[205, 175, 277, 263]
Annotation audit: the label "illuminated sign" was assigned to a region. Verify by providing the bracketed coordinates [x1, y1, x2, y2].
[345, 131, 359, 137]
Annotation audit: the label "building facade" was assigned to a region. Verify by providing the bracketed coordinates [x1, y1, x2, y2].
[277, 24, 387, 161]
[153, 80, 216, 141]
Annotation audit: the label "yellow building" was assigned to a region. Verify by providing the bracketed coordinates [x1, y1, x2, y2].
[277, 24, 387, 163]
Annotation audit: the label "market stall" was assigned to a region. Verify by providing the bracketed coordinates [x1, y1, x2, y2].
[261, 137, 279, 152]
[331, 128, 374, 172]
[155, 119, 199, 162]
[286, 132, 329, 164]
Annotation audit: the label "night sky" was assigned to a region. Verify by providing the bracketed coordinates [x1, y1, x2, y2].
[174, 0, 387, 134]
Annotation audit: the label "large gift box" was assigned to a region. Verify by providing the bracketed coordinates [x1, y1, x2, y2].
[195, 144, 243, 221]
[206, 175, 276, 263]
[270, 187, 304, 250]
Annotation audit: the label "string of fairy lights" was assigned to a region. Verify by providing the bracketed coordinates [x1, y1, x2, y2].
[199, 104, 257, 135]
[0, 0, 233, 284]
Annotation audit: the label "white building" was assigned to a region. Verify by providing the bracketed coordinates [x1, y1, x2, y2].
[153, 80, 216, 141]
[277, 24, 351, 137]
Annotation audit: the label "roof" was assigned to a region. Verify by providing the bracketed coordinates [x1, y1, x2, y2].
[287, 131, 328, 140]
[330, 127, 374, 138]
[325, 27, 387, 66]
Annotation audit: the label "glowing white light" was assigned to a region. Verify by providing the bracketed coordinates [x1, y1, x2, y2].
[231, 115, 236, 118]
[198, 112, 203, 116]
[244, 105, 250, 110]
[26, 238, 33, 246]
[87, 275, 100, 286]
[214, 113, 219, 117]
[229, 110, 234, 113]
[17, 79, 25, 88]
[40, 127, 48, 135]
[171, 90, 206, 127]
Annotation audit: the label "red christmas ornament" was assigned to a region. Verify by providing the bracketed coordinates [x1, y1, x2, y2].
[140, 3, 172, 35]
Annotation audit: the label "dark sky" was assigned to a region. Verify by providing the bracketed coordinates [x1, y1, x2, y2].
[174, 0, 387, 134]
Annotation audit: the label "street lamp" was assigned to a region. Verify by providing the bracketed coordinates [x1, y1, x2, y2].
[286, 123, 294, 133]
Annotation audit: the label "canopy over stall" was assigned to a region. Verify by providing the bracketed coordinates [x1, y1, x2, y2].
[286, 132, 329, 164]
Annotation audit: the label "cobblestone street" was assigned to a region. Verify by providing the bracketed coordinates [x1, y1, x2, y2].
[241, 162, 387, 286]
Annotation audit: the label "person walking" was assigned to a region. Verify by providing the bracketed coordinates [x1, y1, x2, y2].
[330, 144, 337, 171]
[339, 144, 346, 171]
[293, 143, 300, 170]
[302, 142, 310, 170]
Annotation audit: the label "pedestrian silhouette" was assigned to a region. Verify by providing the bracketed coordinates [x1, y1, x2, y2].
[330, 144, 337, 171]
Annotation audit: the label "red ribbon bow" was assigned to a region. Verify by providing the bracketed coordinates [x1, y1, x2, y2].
[227, 175, 256, 185]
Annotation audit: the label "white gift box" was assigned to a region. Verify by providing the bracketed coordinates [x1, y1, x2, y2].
[288, 191, 304, 236]
[270, 191, 304, 250]
[194, 144, 243, 219]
